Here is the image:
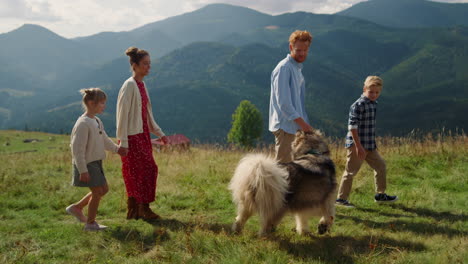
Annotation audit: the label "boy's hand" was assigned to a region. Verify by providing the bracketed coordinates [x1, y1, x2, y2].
[118, 147, 128, 157]
[160, 136, 169, 145]
[355, 145, 367, 160]
[80, 172, 90, 183]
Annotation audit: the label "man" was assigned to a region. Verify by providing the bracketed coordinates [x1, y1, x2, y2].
[269, 30, 314, 163]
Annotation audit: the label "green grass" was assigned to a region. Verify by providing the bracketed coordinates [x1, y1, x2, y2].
[0, 130, 467, 264]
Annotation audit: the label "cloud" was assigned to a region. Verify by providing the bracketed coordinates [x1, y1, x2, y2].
[189, 0, 364, 15]
[0, 0, 60, 21]
[0, 0, 467, 38]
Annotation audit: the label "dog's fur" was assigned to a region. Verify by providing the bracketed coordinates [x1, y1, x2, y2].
[229, 130, 337, 236]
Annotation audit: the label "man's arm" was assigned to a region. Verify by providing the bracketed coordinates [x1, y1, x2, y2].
[273, 66, 300, 121]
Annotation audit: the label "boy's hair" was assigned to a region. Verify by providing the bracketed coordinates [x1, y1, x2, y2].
[289, 30, 313, 46]
[80, 88, 106, 110]
[364, 76, 383, 89]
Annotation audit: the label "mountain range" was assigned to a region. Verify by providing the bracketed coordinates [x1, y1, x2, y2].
[339, 0, 468, 28]
[0, 0, 467, 142]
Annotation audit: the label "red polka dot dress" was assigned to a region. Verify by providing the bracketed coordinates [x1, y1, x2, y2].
[121, 79, 158, 204]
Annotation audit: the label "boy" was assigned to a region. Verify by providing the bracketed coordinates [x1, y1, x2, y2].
[336, 76, 398, 208]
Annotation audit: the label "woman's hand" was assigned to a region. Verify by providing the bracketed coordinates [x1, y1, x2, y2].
[160, 136, 169, 145]
[80, 172, 90, 183]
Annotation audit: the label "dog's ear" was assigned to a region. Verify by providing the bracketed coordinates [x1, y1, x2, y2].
[314, 129, 323, 136]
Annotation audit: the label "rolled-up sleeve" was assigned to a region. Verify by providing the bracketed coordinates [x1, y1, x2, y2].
[102, 125, 119, 153]
[273, 66, 300, 121]
[116, 84, 131, 148]
[348, 103, 362, 130]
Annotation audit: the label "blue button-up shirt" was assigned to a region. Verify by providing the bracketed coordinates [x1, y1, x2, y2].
[345, 95, 378, 150]
[269, 54, 309, 134]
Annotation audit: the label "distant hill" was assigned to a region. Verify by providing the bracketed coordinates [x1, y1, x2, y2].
[0, 3, 467, 142]
[0, 24, 97, 82]
[338, 0, 468, 28]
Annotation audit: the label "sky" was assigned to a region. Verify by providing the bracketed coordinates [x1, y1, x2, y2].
[1, 0, 467, 38]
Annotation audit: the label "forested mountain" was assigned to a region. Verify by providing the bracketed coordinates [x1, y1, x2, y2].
[0, 3, 466, 142]
[338, 0, 468, 28]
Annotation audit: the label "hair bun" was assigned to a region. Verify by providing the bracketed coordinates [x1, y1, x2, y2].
[79, 88, 96, 96]
[125, 46, 138, 56]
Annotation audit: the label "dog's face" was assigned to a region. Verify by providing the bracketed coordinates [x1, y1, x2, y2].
[291, 130, 330, 159]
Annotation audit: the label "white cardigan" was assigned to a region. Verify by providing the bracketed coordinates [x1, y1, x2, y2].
[71, 115, 119, 173]
[116, 77, 165, 148]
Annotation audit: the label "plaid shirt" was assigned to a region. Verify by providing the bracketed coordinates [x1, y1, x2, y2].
[345, 95, 378, 150]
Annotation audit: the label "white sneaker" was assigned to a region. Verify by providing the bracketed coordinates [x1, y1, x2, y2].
[66, 204, 87, 223]
[83, 221, 108, 231]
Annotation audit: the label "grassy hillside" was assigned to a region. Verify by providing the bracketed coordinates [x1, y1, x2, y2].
[0, 130, 466, 263]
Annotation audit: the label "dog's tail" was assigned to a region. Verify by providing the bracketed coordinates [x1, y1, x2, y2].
[229, 154, 288, 219]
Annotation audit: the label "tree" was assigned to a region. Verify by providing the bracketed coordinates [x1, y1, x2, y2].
[227, 100, 263, 148]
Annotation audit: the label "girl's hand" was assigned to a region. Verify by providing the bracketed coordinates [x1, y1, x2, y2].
[161, 136, 169, 145]
[80, 172, 90, 183]
[118, 147, 129, 157]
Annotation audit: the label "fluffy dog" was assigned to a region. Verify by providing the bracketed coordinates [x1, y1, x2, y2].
[229, 130, 337, 236]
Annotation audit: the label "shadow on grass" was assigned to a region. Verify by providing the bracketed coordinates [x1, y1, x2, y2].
[108, 218, 232, 250]
[353, 204, 467, 223]
[338, 214, 467, 238]
[390, 204, 467, 222]
[273, 234, 426, 264]
[352, 206, 409, 218]
[107, 225, 170, 254]
[145, 218, 233, 234]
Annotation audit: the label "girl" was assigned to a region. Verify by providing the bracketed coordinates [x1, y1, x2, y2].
[116, 47, 168, 220]
[67, 88, 126, 231]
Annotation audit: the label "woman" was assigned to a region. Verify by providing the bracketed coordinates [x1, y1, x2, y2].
[116, 46, 168, 220]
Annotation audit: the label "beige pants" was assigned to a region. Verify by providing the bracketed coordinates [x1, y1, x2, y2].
[273, 129, 295, 163]
[337, 147, 387, 200]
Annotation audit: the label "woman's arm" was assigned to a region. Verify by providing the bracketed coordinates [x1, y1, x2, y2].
[116, 83, 132, 148]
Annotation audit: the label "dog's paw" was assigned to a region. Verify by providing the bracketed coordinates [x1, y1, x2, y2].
[317, 224, 329, 235]
[232, 222, 242, 234]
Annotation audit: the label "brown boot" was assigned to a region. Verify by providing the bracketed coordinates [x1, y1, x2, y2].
[137, 203, 160, 220]
[126, 197, 138, 220]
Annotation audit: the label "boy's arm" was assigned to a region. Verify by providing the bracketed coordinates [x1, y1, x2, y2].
[350, 129, 366, 160]
[348, 103, 366, 160]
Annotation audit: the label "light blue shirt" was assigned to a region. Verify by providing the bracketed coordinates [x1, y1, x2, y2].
[269, 54, 309, 134]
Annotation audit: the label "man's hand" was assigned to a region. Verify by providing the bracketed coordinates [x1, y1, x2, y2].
[294, 117, 314, 132]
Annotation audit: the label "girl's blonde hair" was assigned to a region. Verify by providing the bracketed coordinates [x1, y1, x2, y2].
[79, 88, 107, 110]
[364, 76, 383, 89]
